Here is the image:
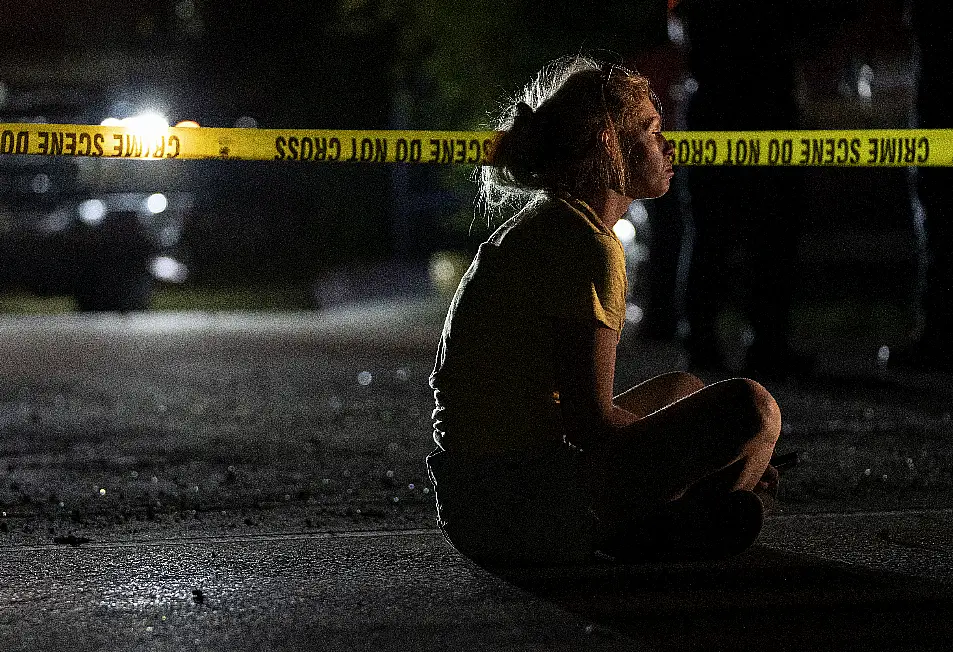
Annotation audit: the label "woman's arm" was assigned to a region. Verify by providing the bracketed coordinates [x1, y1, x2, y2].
[555, 320, 639, 448]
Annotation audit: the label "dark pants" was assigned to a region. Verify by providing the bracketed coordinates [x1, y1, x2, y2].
[684, 165, 803, 370]
[426, 446, 602, 566]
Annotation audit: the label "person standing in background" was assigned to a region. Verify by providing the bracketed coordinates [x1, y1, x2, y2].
[631, 1, 693, 344]
[673, 0, 806, 381]
[898, 0, 953, 373]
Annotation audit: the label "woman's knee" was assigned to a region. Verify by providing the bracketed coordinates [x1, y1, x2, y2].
[639, 371, 706, 404]
[716, 377, 782, 446]
[614, 371, 706, 417]
[664, 371, 706, 398]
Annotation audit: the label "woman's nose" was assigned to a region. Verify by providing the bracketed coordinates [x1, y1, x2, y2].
[661, 134, 674, 156]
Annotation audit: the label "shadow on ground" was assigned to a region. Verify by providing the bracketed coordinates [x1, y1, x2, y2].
[488, 546, 953, 651]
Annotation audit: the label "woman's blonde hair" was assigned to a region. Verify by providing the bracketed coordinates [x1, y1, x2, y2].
[476, 54, 657, 224]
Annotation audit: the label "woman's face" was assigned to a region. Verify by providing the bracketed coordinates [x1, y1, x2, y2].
[623, 97, 675, 200]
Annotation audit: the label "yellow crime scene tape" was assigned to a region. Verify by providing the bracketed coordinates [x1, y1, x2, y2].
[0, 123, 497, 164]
[1, 123, 953, 166]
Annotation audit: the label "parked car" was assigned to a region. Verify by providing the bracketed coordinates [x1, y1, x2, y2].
[0, 172, 193, 311]
[0, 78, 193, 311]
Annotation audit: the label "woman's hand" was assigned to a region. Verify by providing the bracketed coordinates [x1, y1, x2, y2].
[757, 463, 779, 495]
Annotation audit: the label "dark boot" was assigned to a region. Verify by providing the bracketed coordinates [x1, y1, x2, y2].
[600, 490, 764, 563]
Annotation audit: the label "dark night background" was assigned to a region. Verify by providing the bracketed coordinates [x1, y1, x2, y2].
[0, 0, 665, 293]
[4, 6, 953, 647]
[0, 0, 948, 376]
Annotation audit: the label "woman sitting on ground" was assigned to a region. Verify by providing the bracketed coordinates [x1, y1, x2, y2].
[426, 55, 781, 566]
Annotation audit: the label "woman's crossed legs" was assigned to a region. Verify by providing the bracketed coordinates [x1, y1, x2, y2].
[585, 371, 782, 559]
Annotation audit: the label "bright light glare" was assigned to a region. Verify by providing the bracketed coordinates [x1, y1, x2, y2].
[124, 113, 169, 138]
[857, 64, 873, 100]
[78, 199, 107, 226]
[613, 218, 636, 245]
[625, 303, 644, 325]
[175, 120, 201, 128]
[627, 201, 649, 226]
[102, 113, 170, 140]
[877, 345, 890, 363]
[150, 256, 189, 283]
[667, 16, 685, 45]
[430, 258, 456, 285]
[146, 193, 168, 214]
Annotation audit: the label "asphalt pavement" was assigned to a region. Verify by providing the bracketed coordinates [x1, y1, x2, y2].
[1, 510, 951, 651]
[0, 299, 952, 650]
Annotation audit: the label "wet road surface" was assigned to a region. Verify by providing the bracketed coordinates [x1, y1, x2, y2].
[0, 304, 951, 650]
[1, 509, 952, 651]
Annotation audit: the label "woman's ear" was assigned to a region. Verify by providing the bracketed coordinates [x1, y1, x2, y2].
[599, 128, 613, 151]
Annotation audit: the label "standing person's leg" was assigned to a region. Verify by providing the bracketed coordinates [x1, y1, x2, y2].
[899, 3, 953, 371]
[913, 0, 953, 368]
[914, 167, 953, 370]
[683, 167, 736, 372]
[743, 167, 804, 380]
